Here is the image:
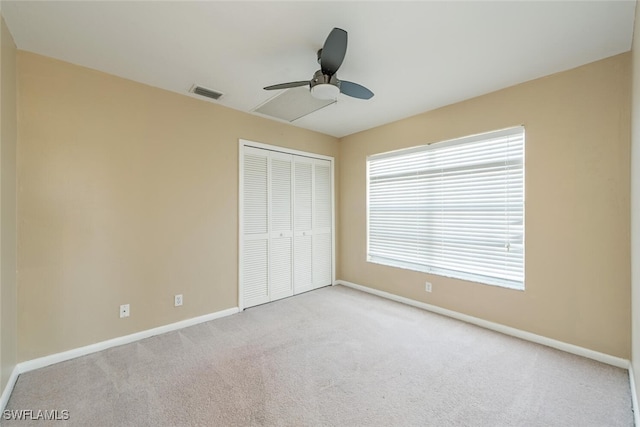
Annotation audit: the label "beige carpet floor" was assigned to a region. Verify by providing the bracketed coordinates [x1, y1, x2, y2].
[4, 285, 633, 426]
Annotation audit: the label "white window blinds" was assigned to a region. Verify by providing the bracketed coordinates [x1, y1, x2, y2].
[367, 127, 525, 290]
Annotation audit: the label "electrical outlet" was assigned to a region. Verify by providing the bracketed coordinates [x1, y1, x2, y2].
[119, 304, 130, 318]
[425, 282, 432, 293]
[174, 294, 183, 307]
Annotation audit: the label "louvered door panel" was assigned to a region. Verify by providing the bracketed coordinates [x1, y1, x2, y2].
[294, 234, 313, 293]
[312, 233, 332, 287]
[270, 152, 293, 301]
[295, 160, 313, 231]
[313, 159, 332, 288]
[243, 239, 269, 307]
[314, 161, 332, 231]
[293, 157, 314, 293]
[270, 237, 293, 300]
[242, 148, 270, 308]
[271, 156, 292, 232]
[243, 152, 268, 235]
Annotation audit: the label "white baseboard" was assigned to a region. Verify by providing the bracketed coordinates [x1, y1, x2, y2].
[336, 280, 630, 369]
[0, 365, 20, 413]
[19, 307, 239, 373]
[0, 306, 239, 412]
[630, 365, 640, 426]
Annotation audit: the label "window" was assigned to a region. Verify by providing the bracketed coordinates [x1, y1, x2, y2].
[367, 127, 524, 290]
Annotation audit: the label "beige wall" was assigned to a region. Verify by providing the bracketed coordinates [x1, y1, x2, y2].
[0, 16, 17, 392]
[339, 53, 631, 358]
[17, 52, 339, 361]
[14, 47, 633, 362]
[631, 0, 640, 402]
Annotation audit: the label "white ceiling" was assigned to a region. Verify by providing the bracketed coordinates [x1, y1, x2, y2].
[2, 1, 636, 138]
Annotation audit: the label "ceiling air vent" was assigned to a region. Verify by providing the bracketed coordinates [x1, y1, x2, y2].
[190, 84, 224, 100]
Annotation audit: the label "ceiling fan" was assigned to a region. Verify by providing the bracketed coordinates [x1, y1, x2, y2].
[264, 28, 374, 101]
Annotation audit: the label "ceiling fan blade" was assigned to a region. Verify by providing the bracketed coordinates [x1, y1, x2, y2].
[320, 28, 347, 76]
[339, 81, 374, 100]
[264, 81, 309, 90]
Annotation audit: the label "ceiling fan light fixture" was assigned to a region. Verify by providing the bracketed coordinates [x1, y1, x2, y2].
[311, 83, 339, 101]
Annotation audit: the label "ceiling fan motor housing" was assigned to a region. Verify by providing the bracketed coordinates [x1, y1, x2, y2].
[310, 70, 340, 100]
[311, 70, 338, 87]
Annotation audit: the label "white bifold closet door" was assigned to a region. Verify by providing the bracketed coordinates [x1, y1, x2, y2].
[242, 145, 332, 309]
[312, 159, 332, 288]
[269, 151, 294, 301]
[242, 147, 270, 308]
[293, 157, 332, 293]
[293, 157, 314, 294]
